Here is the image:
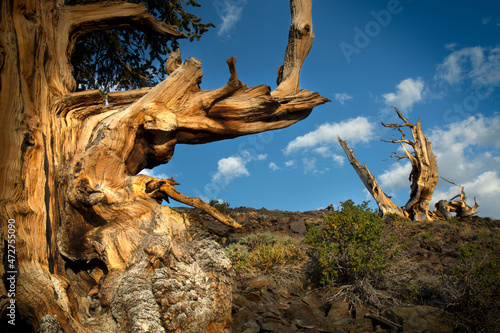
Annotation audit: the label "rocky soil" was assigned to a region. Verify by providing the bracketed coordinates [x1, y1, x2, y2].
[173, 206, 500, 333]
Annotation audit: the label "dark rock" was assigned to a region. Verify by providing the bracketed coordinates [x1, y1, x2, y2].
[290, 219, 307, 234]
[232, 308, 261, 332]
[233, 293, 251, 309]
[244, 289, 263, 304]
[259, 317, 285, 331]
[248, 275, 271, 288]
[201, 217, 230, 236]
[326, 302, 351, 326]
[355, 305, 373, 331]
[302, 291, 324, 310]
[275, 327, 297, 333]
[386, 305, 454, 333]
[285, 301, 333, 332]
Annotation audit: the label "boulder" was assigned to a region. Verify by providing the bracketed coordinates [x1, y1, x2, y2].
[386, 306, 454, 333]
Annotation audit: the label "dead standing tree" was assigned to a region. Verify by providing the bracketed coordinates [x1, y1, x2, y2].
[338, 107, 472, 222]
[0, 0, 328, 332]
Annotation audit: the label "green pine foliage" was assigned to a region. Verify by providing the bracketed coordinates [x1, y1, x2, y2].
[66, 0, 214, 92]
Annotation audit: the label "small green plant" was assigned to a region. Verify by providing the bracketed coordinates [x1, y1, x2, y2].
[430, 242, 500, 331]
[454, 243, 499, 306]
[404, 279, 422, 303]
[209, 199, 230, 212]
[223, 232, 306, 273]
[305, 200, 395, 285]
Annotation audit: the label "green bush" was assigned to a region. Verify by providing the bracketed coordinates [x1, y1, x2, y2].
[209, 199, 230, 212]
[305, 200, 394, 285]
[223, 232, 306, 273]
[454, 243, 499, 311]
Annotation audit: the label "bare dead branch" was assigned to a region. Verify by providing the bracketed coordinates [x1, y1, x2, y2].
[338, 136, 404, 217]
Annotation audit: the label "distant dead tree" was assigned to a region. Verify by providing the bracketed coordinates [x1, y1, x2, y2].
[338, 108, 478, 222]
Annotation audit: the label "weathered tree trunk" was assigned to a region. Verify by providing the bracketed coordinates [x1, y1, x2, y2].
[337, 137, 407, 218]
[0, 0, 328, 332]
[435, 178, 479, 220]
[338, 108, 439, 222]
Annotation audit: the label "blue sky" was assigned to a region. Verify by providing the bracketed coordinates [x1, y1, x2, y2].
[142, 0, 500, 218]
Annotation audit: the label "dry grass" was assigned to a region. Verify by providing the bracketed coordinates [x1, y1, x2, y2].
[223, 232, 309, 285]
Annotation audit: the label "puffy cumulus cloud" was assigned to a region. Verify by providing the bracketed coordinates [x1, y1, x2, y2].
[334, 92, 353, 105]
[382, 78, 425, 111]
[429, 114, 500, 183]
[211, 150, 266, 186]
[435, 46, 500, 87]
[139, 169, 169, 179]
[372, 114, 500, 218]
[285, 160, 295, 167]
[212, 156, 249, 185]
[284, 117, 375, 155]
[432, 171, 500, 219]
[379, 162, 412, 191]
[428, 114, 500, 218]
[215, 0, 247, 37]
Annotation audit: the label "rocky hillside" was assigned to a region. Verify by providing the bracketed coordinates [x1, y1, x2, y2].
[173, 206, 500, 333]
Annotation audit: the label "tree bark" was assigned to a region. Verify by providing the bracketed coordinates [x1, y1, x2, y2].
[0, 0, 328, 332]
[436, 178, 479, 219]
[380, 108, 439, 221]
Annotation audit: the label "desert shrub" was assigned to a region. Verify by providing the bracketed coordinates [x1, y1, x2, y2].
[305, 200, 395, 285]
[450, 243, 500, 330]
[223, 232, 306, 273]
[209, 199, 230, 212]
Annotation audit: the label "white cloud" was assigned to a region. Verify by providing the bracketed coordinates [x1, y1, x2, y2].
[284, 117, 375, 155]
[429, 114, 500, 218]
[210, 150, 266, 186]
[379, 162, 412, 190]
[435, 46, 500, 87]
[445, 43, 458, 50]
[285, 160, 295, 167]
[370, 114, 500, 218]
[139, 169, 169, 179]
[432, 171, 500, 219]
[429, 114, 500, 183]
[481, 16, 492, 25]
[269, 162, 279, 171]
[300, 157, 331, 175]
[313, 146, 345, 166]
[215, 0, 247, 37]
[302, 157, 317, 174]
[334, 92, 353, 104]
[212, 155, 249, 185]
[382, 78, 425, 111]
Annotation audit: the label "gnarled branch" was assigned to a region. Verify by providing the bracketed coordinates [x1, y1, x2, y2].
[439, 177, 479, 218]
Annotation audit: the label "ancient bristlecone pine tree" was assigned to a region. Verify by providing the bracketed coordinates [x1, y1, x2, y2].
[338, 108, 478, 222]
[0, 0, 328, 331]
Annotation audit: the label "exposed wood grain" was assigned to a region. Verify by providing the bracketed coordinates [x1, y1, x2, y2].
[1, 0, 327, 331]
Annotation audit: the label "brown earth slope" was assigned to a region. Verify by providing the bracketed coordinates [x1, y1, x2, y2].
[173, 206, 499, 333]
